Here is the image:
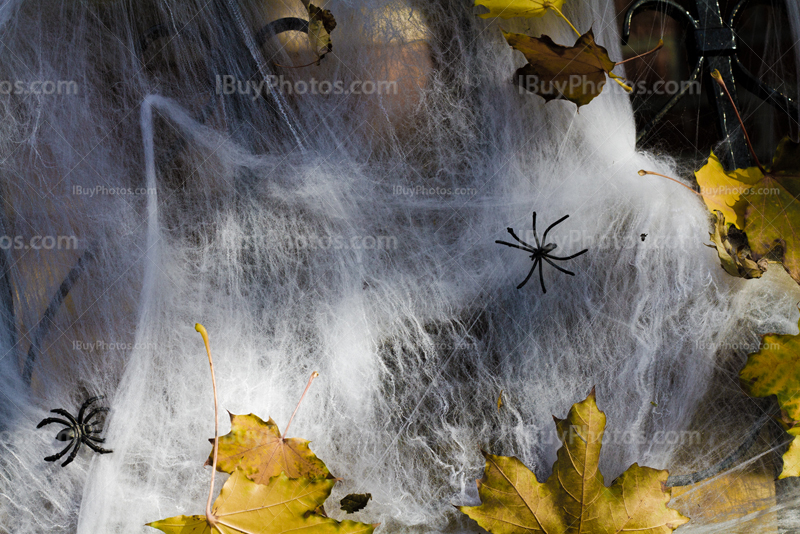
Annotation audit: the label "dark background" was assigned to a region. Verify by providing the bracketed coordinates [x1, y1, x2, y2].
[614, 0, 798, 170]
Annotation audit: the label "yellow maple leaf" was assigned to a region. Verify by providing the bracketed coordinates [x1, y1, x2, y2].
[207, 413, 331, 483]
[459, 390, 689, 533]
[695, 152, 761, 228]
[695, 138, 800, 283]
[474, 0, 565, 19]
[740, 315, 800, 478]
[148, 469, 375, 534]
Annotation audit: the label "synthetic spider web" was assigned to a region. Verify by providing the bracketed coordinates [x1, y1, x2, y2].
[0, 0, 798, 533]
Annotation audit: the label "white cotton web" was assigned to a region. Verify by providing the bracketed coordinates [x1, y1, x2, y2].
[0, 0, 798, 532]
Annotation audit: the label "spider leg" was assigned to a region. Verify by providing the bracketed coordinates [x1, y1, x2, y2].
[516, 258, 540, 289]
[86, 435, 106, 443]
[83, 438, 113, 455]
[538, 257, 547, 293]
[61, 439, 82, 467]
[541, 214, 570, 245]
[83, 407, 109, 425]
[505, 228, 536, 250]
[78, 396, 104, 423]
[545, 248, 588, 261]
[44, 439, 75, 463]
[50, 409, 78, 426]
[543, 257, 575, 276]
[36, 417, 71, 429]
[531, 212, 541, 248]
[495, 240, 536, 253]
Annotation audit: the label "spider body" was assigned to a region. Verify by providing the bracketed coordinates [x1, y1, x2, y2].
[36, 395, 112, 467]
[496, 212, 588, 293]
[56, 428, 77, 441]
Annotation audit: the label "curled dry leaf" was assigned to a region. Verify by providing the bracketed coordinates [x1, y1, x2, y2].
[308, 3, 336, 60]
[696, 138, 800, 283]
[504, 29, 616, 108]
[707, 210, 767, 279]
[459, 390, 689, 533]
[207, 412, 332, 483]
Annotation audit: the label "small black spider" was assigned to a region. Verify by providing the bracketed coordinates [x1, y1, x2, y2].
[36, 395, 112, 466]
[641, 233, 648, 242]
[496, 212, 588, 293]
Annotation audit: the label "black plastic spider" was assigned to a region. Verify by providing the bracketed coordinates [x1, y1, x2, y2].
[496, 212, 588, 293]
[36, 395, 112, 467]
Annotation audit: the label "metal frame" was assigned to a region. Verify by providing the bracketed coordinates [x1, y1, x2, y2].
[623, 0, 797, 170]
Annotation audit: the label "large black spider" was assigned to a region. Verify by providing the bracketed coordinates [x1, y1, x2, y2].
[36, 395, 112, 467]
[496, 212, 588, 293]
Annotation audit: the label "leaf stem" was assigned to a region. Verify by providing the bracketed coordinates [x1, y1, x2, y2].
[710, 69, 765, 173]
[608, 73, 632, 92]
[195, 323, 219, 527]
[638, 170, 701, 196]
[282, 371, 320, 440]
[616, 40, 664, 66]
[547, 5, 580, 37]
